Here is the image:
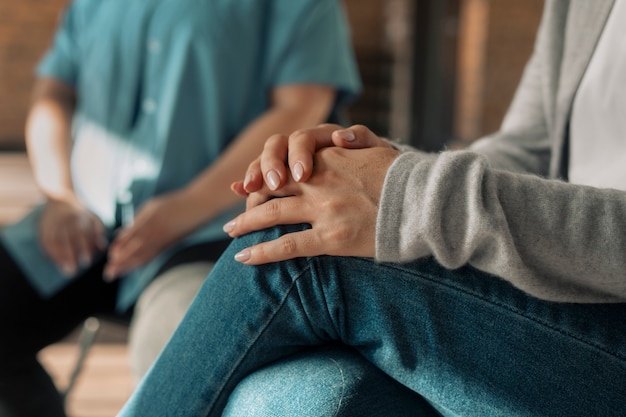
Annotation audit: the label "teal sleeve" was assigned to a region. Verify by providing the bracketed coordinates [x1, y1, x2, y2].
[264, 0, 362, 107]
[36, 1, 85, 84]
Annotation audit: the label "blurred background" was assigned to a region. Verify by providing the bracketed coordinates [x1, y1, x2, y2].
[0, 0, 544, 224]
[0, 0, 543, 152]
[0, 0, 543, 415]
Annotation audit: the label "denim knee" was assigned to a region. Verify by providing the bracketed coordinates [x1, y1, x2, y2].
[222, 345, 438, 417]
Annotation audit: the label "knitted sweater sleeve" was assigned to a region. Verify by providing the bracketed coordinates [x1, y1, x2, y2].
[376, 150, 626, 303]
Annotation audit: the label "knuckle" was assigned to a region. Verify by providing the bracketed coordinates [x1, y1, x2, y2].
[264, 134, 287, 150]
[289, 129, 313, 145]
[262, 199, 282, 219]
[350, 124, 372, 138]
[280, 236, 298, 256]
[289, 128, 308, 138]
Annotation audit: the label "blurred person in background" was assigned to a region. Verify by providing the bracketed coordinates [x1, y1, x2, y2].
[118, 0, 626, 416]
[0, 0, 360, 416]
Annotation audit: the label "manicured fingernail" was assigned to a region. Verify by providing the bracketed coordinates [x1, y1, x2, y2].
[267, 170, 280, 190]
[223, 220, 236, 234]
[293, 162, 304, 182]
[243, 173, 253, 189]
[337, 130, 356, 142]
[234, 249, 251, 263]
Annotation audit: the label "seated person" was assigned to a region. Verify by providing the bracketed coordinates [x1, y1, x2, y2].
[0, 0, 360, 416]
[118, 1, 626, 416]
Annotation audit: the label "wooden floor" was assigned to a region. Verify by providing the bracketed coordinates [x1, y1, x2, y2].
[40, 342, 135, 417]
[1, 153, 134, 416]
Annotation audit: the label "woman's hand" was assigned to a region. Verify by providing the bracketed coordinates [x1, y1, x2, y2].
[232, 124, 395, 209]
[223, 145, 400, 264]
[39, 198, 107, 277]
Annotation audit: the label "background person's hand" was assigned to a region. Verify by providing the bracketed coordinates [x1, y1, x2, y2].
[38, 198, 107, 277]
[223, 145, 400, 264]
[103, 190, 198, 280]
[231, 124, 395, 207]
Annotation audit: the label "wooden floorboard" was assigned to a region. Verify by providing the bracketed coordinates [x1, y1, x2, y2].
[40, 343, 134, 417]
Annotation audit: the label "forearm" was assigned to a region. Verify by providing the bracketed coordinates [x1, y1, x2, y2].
[377, 150, 626, 303]
[25, 78, 77, 203]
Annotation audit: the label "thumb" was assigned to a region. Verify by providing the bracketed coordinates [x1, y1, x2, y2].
[330, 124, 392, 149]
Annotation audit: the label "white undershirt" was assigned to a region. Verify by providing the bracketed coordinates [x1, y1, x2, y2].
[569, 0, 626, 191]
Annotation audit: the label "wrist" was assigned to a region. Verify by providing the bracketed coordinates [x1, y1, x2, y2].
[44, 189, 81, 207]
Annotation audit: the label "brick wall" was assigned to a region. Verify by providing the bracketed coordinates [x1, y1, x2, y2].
[0, 0, 69, 149]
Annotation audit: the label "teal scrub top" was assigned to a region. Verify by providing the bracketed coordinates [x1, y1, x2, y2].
[0, 0, 361, 311]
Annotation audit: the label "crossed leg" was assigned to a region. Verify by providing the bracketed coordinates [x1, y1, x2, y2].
[119, 226, 626, 417]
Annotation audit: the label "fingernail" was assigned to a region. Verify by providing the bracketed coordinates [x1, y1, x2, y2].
[234, 249, 251, 263]
[243, 173, 253, 190]
[267, 170, 280, 190]
[337, 130, 356, 142]
[293, 162, 304, 182]
[223, 220, 236, 234]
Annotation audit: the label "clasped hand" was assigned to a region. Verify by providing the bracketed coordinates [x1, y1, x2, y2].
[39, 192, 194, 280]
[39, 198, 107, 276]
[104, 190, 199, 280]
[223, 124, 400, 264]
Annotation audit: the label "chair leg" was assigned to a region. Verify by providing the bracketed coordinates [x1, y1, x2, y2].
[62, 317, 101, 404]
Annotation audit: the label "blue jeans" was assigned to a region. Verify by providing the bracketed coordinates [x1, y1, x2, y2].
[222, 344, 438, 417]
[119, 226, 626, 417]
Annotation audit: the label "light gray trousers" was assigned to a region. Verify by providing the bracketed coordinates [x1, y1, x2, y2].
[128, 262, 213, 381]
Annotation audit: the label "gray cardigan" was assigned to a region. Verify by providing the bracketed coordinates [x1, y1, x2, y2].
[376, 0, 626, 303]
